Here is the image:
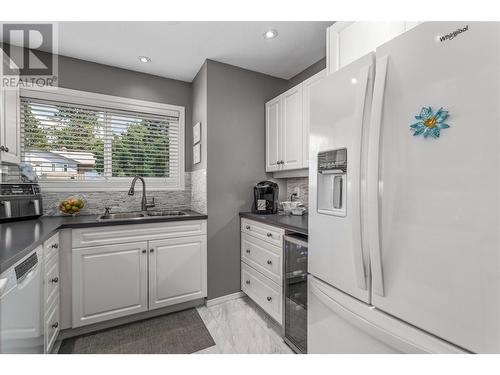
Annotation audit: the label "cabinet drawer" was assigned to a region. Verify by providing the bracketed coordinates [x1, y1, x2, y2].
[241, 262, 281, 323]
[43, 233, 59, 262]
[241, 219, 283, 247]
[44, 297, 60, 354]
[72, 220, 207, 248]
[241, 233, 281, 284]
[44, 256, 60, 309]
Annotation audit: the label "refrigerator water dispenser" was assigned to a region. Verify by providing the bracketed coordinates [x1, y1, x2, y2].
[317, 148, 347, 217]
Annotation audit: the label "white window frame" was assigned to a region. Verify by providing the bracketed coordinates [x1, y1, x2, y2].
[20, 86, 185, 192]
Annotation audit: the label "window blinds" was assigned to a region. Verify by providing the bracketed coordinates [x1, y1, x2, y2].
[20, 96, 181, 187]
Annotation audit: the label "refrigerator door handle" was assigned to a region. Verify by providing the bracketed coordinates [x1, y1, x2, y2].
[367, 55, 389, 297]
[352, 62, 372, 291]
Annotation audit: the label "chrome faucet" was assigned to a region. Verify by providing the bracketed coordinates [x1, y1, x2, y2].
[128, 175, 155, 211]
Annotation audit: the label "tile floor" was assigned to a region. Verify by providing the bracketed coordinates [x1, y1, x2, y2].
[194, 296, 294, 354]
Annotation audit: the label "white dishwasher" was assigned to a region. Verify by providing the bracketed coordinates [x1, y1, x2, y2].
[0, 246, 44, 353]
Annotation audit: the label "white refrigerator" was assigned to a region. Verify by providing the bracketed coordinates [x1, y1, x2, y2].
[308, 22, 500, 354]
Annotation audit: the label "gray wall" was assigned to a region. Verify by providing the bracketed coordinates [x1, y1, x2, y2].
[205, 60, 288, 299]
[287, 57, 326, 89]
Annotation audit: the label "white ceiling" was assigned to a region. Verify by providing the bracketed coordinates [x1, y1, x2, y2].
[45, 21, 332, 82]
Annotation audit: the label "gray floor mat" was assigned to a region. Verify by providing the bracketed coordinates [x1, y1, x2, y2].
[58, 308, 215, 354]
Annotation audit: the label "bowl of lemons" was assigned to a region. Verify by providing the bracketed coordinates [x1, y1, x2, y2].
[59, 197, 85, 216]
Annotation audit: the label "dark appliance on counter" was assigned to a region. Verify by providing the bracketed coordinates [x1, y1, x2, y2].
[0, 183, 43, 222]
[253, 180, 278, 214]
[283, 233, 308, 353]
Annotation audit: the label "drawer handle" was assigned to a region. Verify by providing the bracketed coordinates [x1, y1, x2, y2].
[245, 280, 250, 285]
[267, 260, 272, 265]
[267, 233, 273, 237]
[267, 296, 272, 302]
[51, 243, 59, 249]
[51, 322, 59, 329]
[246, 225, 251, 230]
[246, 249, 251, 254]
[50, 277, 59, 283]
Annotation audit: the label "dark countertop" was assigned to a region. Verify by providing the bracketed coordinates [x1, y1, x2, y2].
[239, 212, 308, 235]
[0, 210, 207, 274]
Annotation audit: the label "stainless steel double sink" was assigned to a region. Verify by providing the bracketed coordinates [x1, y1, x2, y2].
[96, 210, 188, 222]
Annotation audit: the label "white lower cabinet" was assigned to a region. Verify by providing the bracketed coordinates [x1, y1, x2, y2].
[149, 236, 207, 310]
[71, 221, 207, 328]
[43, 233, 60, 353]
[72, 241, 148, 328]
[240, 218, 284, 324]
[44, 297, 60, 353]
[241, 262, 281, 323]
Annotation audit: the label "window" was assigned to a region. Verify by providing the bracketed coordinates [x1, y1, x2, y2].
[19, 88, 185, 191]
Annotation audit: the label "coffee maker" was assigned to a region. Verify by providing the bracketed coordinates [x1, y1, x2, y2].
[253, 181, 279, 214]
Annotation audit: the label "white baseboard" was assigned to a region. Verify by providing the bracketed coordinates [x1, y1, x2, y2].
[206, 291, 245, 307]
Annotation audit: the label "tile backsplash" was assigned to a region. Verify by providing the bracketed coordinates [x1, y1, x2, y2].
[190, 168, 207, 214]
[286, 177, 309, 208]
[41, 172, 207, 216]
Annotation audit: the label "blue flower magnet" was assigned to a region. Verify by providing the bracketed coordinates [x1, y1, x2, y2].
[410, 106, 450, 138]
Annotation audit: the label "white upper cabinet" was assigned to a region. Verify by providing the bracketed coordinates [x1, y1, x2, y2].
[327, 22, 421, 74]
[0, 51, 21, 165]
[265, 97, 281, 172]
[281, 86, 303, 170]
[266, 70, 326, 173]
[301, 69, 327, 168]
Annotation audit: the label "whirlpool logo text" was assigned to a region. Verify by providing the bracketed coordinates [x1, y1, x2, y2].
[439, 25, 469, 42]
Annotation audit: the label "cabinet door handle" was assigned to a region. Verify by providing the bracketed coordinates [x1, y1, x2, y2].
[50, 277, 59, 283]
[267, 260, 272, 265]
[245, 280, 250, 285]
[245, 225, 251, 230]
[150, 248, 154, 253]
[51, 243, 59, 249]
[141, 249, 147, 253]
[267, 233, 273, 237]
[4, 147, 9, 153]
[51, 322, 59, 329]
[0, 146, 4, 151]
[267, 296, 272, 302]
[246, 249, 251, 254]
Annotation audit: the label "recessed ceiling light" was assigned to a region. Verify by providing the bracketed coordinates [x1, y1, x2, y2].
[138, 56, 151, 63]
[263, 29, 278, 39]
